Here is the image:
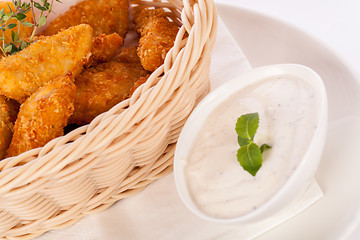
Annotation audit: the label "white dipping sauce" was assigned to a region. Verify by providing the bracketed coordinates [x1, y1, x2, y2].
[185, 76, 320, 219]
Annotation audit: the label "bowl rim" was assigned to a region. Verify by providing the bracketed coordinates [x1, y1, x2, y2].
[173, 63, 328, 223]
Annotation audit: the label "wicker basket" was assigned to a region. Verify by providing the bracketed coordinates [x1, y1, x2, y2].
[0, 0, 217, 239]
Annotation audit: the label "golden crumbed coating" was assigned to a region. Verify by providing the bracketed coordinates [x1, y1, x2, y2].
[6, 73, 76, 157]
[85, 33, 124, 68]
[0, 96, 14, 160]
[0, 24, 92, 103]
[0, 2, 34, 44]
[21, 35, 47, 43]
[133, 8, 166, 33]
[129, 75, 149, 96]
[69, 48, 149, 125]
[42, 0, 129, 37]
[134, 9, 179, 72]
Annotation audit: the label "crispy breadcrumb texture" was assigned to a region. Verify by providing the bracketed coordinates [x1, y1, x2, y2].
[0, 24, 92, 103]
[0, 2, 34, 44]
[133, 8, 166, 33]
[85, 33, 124, 68]
[6, 73, 76, 158]
[0, 96, 14, 160]
[42, 0, 129, 37]
[134, 8, 179, 72]
[129, 75, 149, 96]
[69, 47, 149, 125]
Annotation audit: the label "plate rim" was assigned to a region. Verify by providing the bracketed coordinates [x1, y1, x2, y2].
[215, 1, 360, 88]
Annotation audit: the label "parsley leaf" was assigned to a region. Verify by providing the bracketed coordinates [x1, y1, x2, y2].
[235, 112, 259, 140]
[235, 113, 271, 176]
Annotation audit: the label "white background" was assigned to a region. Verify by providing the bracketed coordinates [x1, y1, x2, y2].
[214, 0, 360, 77]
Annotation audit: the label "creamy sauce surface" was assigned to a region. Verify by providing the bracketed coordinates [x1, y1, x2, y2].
[185, 76, 320, 219]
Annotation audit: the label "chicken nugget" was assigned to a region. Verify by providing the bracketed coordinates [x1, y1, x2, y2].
[6, 73, 76, 157]
[43, 0, 129, 37]
[69, 48, 149, 125]
[85, 33, 123, 68]
[0, 96, 15, 160]
[0, 2, 34, 44]
[0, 24, 92, 103]
[134, 9, 179, 72]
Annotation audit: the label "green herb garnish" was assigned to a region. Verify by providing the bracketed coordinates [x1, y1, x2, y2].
[0, 0, 61, 56]
[235, 112, 271, 176]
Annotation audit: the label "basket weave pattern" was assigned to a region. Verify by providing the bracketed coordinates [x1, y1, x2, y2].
[0, 0, 217, 239]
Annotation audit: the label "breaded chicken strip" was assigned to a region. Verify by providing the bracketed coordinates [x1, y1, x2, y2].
[0, 96, 15, 160]
[6, 73, 76, 157]
[134, 9, 179, 72]
[85, 33, 123, 68]
[42, 0, 129, 37]
[0, 24, 92, 103]
[69, 47, 149, 125]
[134, 8, 166, 33]
[0, 2, 34, 45]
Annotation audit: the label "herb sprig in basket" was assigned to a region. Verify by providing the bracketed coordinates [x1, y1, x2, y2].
[0, 0, 61, 56]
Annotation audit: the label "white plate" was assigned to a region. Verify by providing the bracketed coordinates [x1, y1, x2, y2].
[216, 3, 360, 240]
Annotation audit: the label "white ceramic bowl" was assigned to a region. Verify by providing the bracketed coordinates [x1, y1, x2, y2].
[174, 64, 328, 224]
